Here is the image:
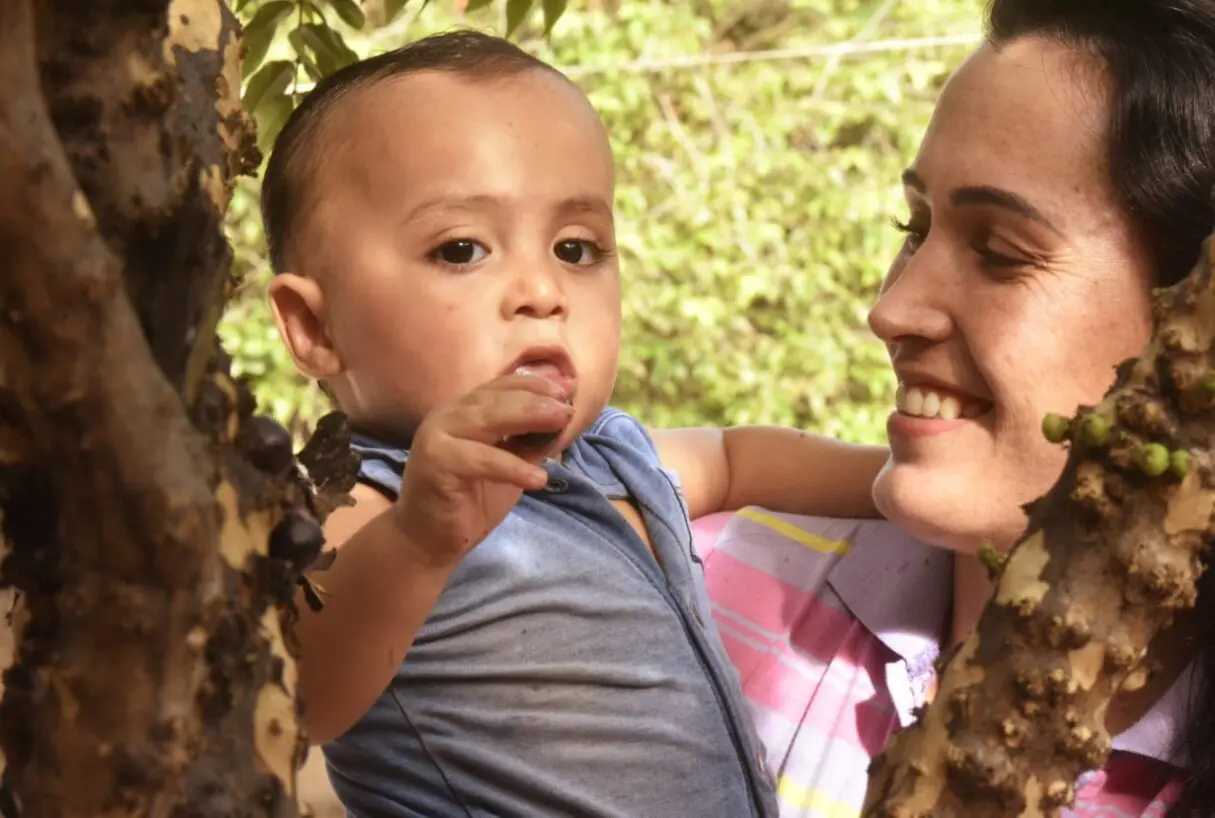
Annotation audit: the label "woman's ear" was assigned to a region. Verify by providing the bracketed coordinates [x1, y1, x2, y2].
[268, 273, 344, 379]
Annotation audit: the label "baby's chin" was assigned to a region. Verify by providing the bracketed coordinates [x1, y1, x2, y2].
[568, 395, 611, 432]
[873, 463, 1024, 553]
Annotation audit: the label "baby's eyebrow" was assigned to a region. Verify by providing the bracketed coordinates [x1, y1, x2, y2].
[554, 196, 613, 222]
[403, 193, 613, 223]
[403, 194, 499, 221]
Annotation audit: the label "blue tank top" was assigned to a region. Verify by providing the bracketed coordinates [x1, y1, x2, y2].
[322, 408, 777, 817]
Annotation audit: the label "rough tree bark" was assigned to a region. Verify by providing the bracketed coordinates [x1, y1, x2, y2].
[9, 0, 1208, 814]
[0, 1, 355, 816]
[863, 235, 1215, 815]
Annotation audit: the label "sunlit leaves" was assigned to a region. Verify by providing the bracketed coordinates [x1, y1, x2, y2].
[505, 0, 533, 36]
[324, 0, 366, 29]
[542, 0, 568, 34]
[244, 60, 294, 112]
[244, 59, 296, 151]
[383, 0, 412, 24]
[496, 0, 570, 37]
[253, 96, 294, 154]
[241, 0, 293, 79]
[289, 22, 359, 79]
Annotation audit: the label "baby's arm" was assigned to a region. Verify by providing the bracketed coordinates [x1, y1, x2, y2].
[651, 426, 888, 520]
[296, 375, 570, 743]
[293, 486, 457, 743]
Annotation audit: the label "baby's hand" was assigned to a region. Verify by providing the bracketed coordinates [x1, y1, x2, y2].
[394, 374, 573, 568]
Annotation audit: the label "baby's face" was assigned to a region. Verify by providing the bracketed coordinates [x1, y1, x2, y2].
[280, 69, 621, 443]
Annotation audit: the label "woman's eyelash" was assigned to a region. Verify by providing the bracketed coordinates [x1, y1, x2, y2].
[888, 215, 1037, 276]
[891, 217, 927, 246]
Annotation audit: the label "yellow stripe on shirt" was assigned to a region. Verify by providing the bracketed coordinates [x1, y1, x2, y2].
[776, 775, 861, 818]
[736, 508, 853, 556]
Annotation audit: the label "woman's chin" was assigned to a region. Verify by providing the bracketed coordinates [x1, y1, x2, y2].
[873, 462, 1019, 554]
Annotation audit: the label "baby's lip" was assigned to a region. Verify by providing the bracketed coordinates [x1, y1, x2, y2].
[507, 347, 577, 397]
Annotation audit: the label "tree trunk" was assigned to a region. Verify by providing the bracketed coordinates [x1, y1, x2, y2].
[863, 235, 1215, 815]
[0, 1, 354, 815]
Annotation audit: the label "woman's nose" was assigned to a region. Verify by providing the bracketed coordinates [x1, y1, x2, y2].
[867, 255, 954, 344]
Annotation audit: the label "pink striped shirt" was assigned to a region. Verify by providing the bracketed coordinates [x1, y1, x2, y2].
[692, 508, 1188, 818]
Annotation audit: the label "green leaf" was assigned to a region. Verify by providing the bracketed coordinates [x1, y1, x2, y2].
[254, 93, 295, 155]
[383, 0, 409, 23]
[287, 28, 322, 80]
[241, 0, 294, 80]
[297, 22, 358, 76]
[243, 60, 295, 113]
[541, 0, 567, 34]
[324, 0, 365, 29]
[505, 0, 533, 37]
[235, 0, 256, 12]
[465, 0, 493, 11]
[288, 23, 358, 80]
[314, 23, 360, 68]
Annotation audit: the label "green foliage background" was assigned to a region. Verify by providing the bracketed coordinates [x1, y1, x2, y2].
[221, 0, 982, 443]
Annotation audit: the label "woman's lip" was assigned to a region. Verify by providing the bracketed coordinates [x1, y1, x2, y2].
[887, 410, 987, 439]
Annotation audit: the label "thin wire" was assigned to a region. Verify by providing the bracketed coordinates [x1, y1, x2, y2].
[560, 33, 982, 78]
[286, 32, 982, 95]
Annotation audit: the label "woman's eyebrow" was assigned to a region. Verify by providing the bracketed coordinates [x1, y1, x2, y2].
[901, 168, 1063, 235]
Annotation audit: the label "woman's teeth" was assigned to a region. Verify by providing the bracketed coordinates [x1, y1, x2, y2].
[896, 385, 982, 420]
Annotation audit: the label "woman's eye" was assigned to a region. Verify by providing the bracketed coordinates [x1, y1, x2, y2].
[431, 239, 488, 266]
[891, 217, 927, 252]
[977, 249, 1030, 269]
[973, 233, 1036, 272]
[554, 239, 600, 265]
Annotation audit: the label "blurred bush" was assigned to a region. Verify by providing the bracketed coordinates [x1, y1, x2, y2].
[221, 0, 981, 442]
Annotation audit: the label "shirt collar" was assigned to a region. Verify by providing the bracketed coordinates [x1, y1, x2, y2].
[827, 521, 952, 668]
[1111, 661, 1195, 767]
[827, 521, 1192, 768]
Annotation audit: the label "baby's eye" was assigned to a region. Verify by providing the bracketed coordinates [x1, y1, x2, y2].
[431, 239, 488, 266]
[554, 239, 601, 266]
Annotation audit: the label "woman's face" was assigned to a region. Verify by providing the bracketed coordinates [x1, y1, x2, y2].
[869, 37, 1156, 553]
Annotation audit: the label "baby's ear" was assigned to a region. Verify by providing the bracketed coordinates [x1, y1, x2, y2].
[268, 273, 344, 379]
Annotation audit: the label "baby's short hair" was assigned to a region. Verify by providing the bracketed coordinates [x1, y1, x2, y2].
[260, 29, 563, 274]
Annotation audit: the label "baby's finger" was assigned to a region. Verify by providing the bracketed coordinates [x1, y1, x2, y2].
[500, 430, 561, 460]
[445, 391, 573, 445]
[479, 372, 569, 401]
[445, 438, 549, 491]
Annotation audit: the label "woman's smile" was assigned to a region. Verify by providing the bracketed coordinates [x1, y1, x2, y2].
[890, 379, 993, 439]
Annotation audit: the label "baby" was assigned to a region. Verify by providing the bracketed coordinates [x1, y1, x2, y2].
[264, 29, 888, 818]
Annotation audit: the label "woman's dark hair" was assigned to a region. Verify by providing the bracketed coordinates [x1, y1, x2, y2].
[987, 1, 1215, 813]
[988, 0, 1215, 288]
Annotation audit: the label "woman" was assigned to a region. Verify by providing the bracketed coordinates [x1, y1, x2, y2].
[695, 1, 1215, 815]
